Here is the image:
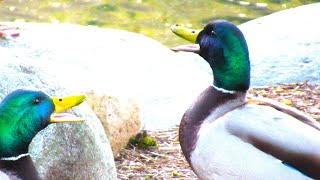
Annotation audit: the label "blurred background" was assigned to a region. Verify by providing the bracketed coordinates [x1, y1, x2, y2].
[0, 0, 318, 47]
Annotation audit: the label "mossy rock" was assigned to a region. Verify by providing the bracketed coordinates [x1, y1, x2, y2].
[129, 130, 157, 150]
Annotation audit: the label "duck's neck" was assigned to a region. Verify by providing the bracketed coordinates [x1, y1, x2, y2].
[209, 48, 250, 91]
[0, 155, 40, 180]
[179, 85, 246, 166]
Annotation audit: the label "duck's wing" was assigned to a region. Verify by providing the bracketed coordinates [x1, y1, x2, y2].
[230, 98, 320, 178]
[247, 97, 320, 131]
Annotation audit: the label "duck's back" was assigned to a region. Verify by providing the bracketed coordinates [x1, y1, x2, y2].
[191, 103, 320, 180]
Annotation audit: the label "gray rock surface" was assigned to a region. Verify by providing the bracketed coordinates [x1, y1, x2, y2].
[0, 60, 117, 179]
[239, 3, 320, 86]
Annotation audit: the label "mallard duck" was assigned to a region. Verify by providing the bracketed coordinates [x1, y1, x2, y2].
[0, 89, 86, 180]
[171, 20, 320, 179]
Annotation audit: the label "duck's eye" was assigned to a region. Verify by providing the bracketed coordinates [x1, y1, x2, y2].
[33, 98, 42, 105]
[210, 30, 217, 37]
[59, 98, 62, 102]
[191, 30, 195, 33]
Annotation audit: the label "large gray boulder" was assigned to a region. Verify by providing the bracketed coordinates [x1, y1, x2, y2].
[0, 59, 117, 179]
[240, 3, 320, 86]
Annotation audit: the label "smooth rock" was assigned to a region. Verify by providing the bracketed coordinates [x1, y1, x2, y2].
[240, 3, 320, 86]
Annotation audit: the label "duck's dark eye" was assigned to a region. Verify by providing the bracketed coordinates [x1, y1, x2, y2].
[192, 30, 195, 33]
[59, 98, 62, 102]
[33, 98, 42, 105]
[210, 30, 217, 37]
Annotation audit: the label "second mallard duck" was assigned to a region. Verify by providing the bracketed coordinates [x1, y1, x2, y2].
[0, 89, 86, 180]
[172, 20, 320, 179]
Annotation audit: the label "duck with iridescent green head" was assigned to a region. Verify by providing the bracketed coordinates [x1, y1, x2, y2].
[0, 89, 86, 180]
[172, 20, 320, 179]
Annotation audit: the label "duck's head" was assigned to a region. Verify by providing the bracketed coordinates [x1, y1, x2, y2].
[0, 89, 86, 158]
[172, 20, 250, 92]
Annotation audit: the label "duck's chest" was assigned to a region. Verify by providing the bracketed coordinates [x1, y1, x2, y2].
[190, 115, 251, 180]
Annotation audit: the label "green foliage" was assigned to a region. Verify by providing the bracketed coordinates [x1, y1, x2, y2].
[96, 4, 118, 12]
[129, 130, 157, 150]
[86, 20, 104, 26]
[0, 0, 318, 46]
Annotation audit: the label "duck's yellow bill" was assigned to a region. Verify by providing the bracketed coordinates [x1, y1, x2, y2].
[52, 94, 86, 113]
[50, 94, 86, 123]
[170, 24, 201, 43]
